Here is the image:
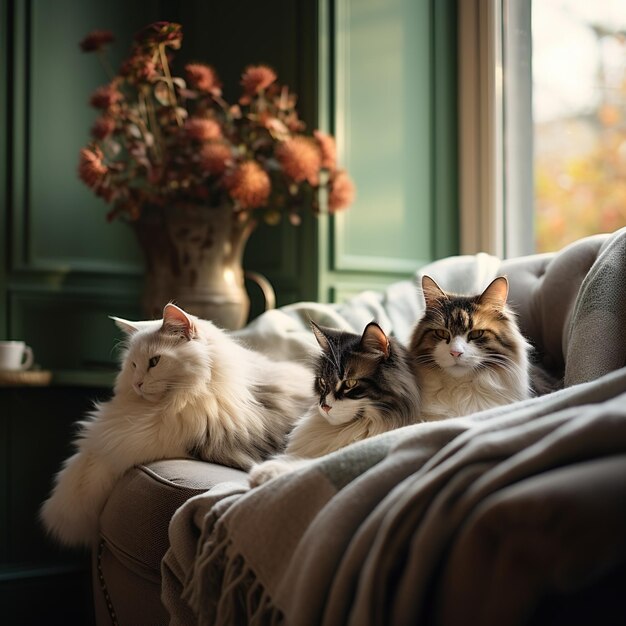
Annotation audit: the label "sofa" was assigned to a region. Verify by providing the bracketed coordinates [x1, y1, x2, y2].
[93, 229, 626, 626]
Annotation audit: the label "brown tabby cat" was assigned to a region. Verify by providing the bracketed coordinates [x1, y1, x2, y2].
[409, 275, 531, 421]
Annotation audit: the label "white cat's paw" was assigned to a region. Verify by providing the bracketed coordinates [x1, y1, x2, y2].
[248, 459, 294, 488]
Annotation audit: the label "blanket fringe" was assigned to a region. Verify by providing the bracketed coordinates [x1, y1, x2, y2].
[183, 519, 283, 626]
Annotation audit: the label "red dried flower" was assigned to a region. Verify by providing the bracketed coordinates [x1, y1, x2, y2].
[96, 185, 115, 202]
[120, 54, 158, 82]
[225, 161, 271, 209]
[252, 112, 290, 139]
[240, 65, 277, 96]
[79, 30, 114, 52]
[185, 63, 221, 95]
[277, 86, 297, 111]
[184, 117, 222, 141]
[89, 84, 122, 110]
[284, 112, 306, 133]
[91, 116, 116, 140]
[313, 130, 337, 171]
[328, 169, 355, 213]
[134, 21, 183, 49]
[276, 137, 322, 185]
[199, 142, 232, 175]
[107, 200, 140, 222]
[78, 146, 108, 188]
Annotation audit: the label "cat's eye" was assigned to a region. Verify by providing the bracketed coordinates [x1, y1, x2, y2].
[318, 377, 326, 390]
[344, 378, 358, 389]
[468, 329, 484, 341]
[148, 355, 161, 369]
[434, 329, 450, 341]
[131, 362, 136, 369]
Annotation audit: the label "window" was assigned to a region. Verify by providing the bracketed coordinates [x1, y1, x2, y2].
[459, 0, 626, 258]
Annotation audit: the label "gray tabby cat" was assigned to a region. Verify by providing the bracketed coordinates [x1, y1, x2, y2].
[41, 303, 314, 546]
[249, 321, 421, 486]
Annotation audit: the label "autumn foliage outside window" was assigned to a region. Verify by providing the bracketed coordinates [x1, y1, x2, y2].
[533, 0, 626, 252]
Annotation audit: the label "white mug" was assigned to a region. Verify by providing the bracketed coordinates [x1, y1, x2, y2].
[0, 341, 34, 371]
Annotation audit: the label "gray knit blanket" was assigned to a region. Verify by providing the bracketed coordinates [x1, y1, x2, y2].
[162, 368, 626, 626]
[161, 228, 626, 625]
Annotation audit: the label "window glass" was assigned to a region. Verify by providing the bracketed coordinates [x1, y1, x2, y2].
[533, 0, 626, 252]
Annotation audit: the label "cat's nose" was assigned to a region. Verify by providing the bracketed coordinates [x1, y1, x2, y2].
[322, 403, 331, 413]
[450, 350, 463, 358]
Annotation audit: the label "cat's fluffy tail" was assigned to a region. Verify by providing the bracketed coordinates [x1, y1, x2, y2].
[40, 450, 116, 547]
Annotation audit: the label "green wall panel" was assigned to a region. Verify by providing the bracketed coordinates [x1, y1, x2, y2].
[319, 0, 458, 301]
[0, 0, 8, 338]
[333, 0, 434, 272]
[10, 291, 141, 372]
[432, 0, 459, 259]
[14, 0, 163, 273]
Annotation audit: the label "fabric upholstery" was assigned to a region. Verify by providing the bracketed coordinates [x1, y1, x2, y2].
[94, 461, 246, 625]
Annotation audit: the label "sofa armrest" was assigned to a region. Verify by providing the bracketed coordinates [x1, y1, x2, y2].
[93, 460, 247, 626]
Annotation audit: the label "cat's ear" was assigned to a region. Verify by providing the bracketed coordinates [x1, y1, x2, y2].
[421, 275, 447, 308]
[110, 316, 140, 335]
[310, 321, 331, 353]
[479, 276, 509, 309]
[361, 322, 390, 359]
[161, 303, 196, 340]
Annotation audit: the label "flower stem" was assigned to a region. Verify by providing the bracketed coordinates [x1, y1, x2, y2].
[96, 49, 115, 80]
[159, 43, 183, 127]
[124, 93, 162, 165]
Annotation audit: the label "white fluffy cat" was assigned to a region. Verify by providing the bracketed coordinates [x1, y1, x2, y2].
[41, 303, 314, 547]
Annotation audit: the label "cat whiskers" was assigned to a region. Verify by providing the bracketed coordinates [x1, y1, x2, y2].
[412, 354, 438, 368]
[479, 353, 519, 373]
[164, 382, 198, 392]
[111, 338, 130, 359]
